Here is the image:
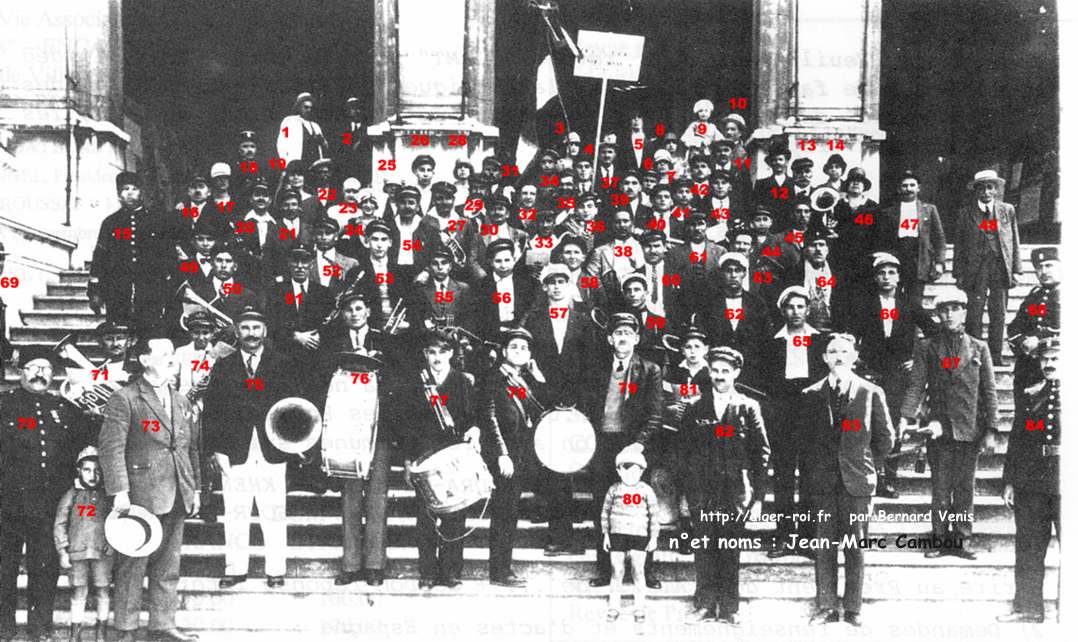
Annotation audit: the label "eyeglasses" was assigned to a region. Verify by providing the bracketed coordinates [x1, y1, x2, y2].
[25, 364, 53, 374]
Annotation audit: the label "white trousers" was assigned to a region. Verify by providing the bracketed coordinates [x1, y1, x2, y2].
[221, 435, 287, 576]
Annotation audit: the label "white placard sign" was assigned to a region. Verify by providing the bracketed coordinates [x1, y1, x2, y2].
[573, 30, 645, 82]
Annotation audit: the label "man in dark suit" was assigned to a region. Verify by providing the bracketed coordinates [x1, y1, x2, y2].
[700, 253, 772, 387]
[710, 138, 753, 207]
[951, 169, 1022, 363]
[350, 219, 408, 332]
[668, 211, 724, 322]
[752, 142, 793, 232]
[637, 229, 685, 327]
[801, 333, 895, 627]
[265, 247, 334, 361]
[460, 194, 528, 283]
[900, 288, 999, 560]
[618, 112, 656, 173]
[203, 309, 303, 588]
[407, 243, 471, 330]
[394, 330, 480, 589]
[521, 263, 595, 555]
[582, 313, 664, 589]
[998, 343, 1060, 624]
[679, 347, 770, 626]
[231, 179, 281, 286]
[318, 291, 395, 587]
[308, 217, 360, 292]
[99, 337, 201, 642]
[1, 349, 94, 642]
[386, 185, 444, 285]
[760, 286, 827, 557]
[89, 172, 175, 337]
[460, 238, 536, 342]
[779, 224, 843, 330]
[336, 97, 371, 184]
[479, 328, 549, 587]
[843, 253, 936, 497]
[875, 170, 947, 306]
[189, 246, 263, 321]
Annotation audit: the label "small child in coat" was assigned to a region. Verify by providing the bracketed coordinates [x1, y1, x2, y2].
[601, 449, 660, 624]
[54, 446, 113, 642]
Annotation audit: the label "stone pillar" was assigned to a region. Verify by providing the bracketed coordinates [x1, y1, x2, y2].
[751, 0, 884, 201]
[368, 0, 499, 193]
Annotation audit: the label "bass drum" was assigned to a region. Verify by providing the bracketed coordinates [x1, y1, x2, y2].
[533, 407, 596, 474]
[410, 443, 493, 514]
[321, 368, 379, 479]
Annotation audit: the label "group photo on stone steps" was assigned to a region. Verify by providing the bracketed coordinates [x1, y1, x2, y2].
[0, 0, 1063, 640]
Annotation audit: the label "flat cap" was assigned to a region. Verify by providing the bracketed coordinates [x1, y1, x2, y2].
[365, 219, 392, 238]
[411, 154, 436, 170]
[210, 162, 231, 178]
[431, 181, 457, 197]
[501, 327, 534, 346]
[608, 312, 640, 333]
[95, 320, 130, 336]
[777, 285, 811, 310]
[718, 252, 749, 270]
[934, 287, 968, 308]
[692, 99, 715, 113]
[707, 346, 743, 369]
[486, 238, 516, 259]
[872, 252, 901, 270]
[539, 262, 572, 284]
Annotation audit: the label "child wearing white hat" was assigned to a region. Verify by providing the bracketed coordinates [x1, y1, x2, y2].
[680, 99, 722, 152]
[54, 446, 113, 642]
[601, 449, 660, 624]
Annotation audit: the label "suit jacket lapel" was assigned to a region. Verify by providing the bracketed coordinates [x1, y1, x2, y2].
[137, 378, 174, 436]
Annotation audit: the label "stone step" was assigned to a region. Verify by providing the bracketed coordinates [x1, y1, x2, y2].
[32, 295, 94, 312]
[19, 309, 105, 329]
[46, 283, 89, 297]
[57, 270, 91, 286]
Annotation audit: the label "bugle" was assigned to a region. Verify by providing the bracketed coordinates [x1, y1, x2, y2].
[53, 333, 126, 413]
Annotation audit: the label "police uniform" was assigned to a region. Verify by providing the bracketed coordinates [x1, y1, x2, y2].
[1006, 248, 1060, 393]
[1002, 367, 1060, 620]
[0, 365, 94, 640]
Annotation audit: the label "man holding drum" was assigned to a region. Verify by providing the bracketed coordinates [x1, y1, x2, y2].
[585, 313, 665, 590]
[397, 329, 481, 589]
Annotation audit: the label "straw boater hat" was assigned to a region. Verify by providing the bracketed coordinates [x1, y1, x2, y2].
[105, 505, 163, 558]
[967, 169, 1006, 190]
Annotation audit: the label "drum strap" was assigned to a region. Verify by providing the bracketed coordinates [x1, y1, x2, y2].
[501, 365, 534, 428]
[431, 494, 491, 543]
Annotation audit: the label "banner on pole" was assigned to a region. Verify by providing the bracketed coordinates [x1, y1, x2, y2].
[573, 30, 645, 82]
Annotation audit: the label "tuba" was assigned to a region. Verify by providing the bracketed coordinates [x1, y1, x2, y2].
[54, 333, 126, 413]
[265, 397, 323, 455]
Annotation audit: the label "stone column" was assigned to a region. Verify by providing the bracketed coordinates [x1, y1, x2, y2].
[368, 0, 499, 193]
[751, 0, 884, 201]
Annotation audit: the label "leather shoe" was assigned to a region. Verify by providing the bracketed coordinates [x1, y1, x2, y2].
[490, 575, 527, 588]
[924, 550, 945, 559]
[808, 608, 840, 625]
[951, 548, 978, 560]
[418, 578, 436, 589]
[267, 575, 285, 588]
[148, 629, 199, 642]
[365, 569, 384, 586]
[684, 608, 716, 624]
[439, 577, 462, 589]
[588, 576, 611, 587]
[717, 612, 741, 627]
[645, 576, 662, 590]
[996, 611, 1044, 624]
[218, 574, 248, 588]
[334, 570, 363, 586]
[844, 612, 863, 627]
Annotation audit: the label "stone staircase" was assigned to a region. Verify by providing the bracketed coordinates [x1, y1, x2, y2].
[8, 245, 1059, 636]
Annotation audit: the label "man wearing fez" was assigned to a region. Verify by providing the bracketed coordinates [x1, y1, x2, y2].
[1, 348, 94, 642]
[318, 291, 394, 587]
[876, 170, 946, 307]
[89, 171, 174, 337]
[203, 308, 302, 589]
[999, 341, 1060, 624]
[760, 286, 827, 558]
[277, 91, 328, 165]
[584, 313, 664, 590]
[1007, 247, 1061, 394]
[480, 328, 551, 587]
[679, 347, 770, 626]
[900, 288, 999, 560]
[842, 253, 936, 498]
[801, 333, 894, 627]
[953, 169, 1022, 363]
[99, 337, 201, 642]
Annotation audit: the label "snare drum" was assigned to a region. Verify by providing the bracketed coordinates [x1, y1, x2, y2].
[410, 443, 493, 514]
[533, 407, 596, 474]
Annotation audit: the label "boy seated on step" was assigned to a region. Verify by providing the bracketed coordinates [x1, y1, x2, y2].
[54, 446, 113, 642]
[601, 449, 660, 624]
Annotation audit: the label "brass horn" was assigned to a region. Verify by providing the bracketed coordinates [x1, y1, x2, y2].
[661, 334, 682, 353]
[589, 307, 609, 331]
[265, 397, 323, 455]
[176, 282, 235, 331]
[810, 186, 841, 213]
[53, 333, 126, 413]
[53, 332, 96, 370]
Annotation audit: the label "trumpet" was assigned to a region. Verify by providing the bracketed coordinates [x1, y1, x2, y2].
[382, 298, 409, 335]
[439, 231, 468, 269]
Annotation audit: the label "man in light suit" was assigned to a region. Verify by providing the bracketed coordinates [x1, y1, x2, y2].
[876, 170, 947, 307]
[276, 92, 328, 165]
[99, 337, 201, 642]
[951, 169, 1022, 363]
[203, 308, 303, 589]
[801, 333, 895, 627]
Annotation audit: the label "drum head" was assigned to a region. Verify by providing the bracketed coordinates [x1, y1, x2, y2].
[534, 408, 596, 474]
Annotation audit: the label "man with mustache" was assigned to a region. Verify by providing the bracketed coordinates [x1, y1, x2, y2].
[1, 348, 94, 642]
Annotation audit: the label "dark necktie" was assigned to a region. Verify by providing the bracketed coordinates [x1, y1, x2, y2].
[246, 355, 256, 378]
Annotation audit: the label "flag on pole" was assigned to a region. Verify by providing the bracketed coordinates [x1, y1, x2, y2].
[516, 37, 565, 174]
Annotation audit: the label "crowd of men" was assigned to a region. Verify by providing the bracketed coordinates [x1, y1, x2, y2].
[0, 92, 1061, 641]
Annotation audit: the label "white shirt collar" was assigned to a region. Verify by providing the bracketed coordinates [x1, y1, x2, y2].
[245, 210, 274, 223]
[775, 323, 818, 339]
